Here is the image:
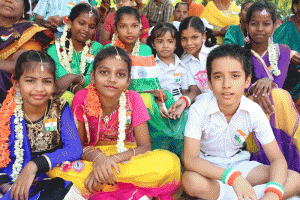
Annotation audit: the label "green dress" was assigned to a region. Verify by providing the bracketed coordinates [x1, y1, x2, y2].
[274, 21, 300, 100]
[47, 41, 103, 105]
[223, 25, 245, 46]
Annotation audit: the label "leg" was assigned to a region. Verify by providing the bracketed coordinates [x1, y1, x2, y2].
[246, 164, 300, 199]
[182, 171, 220, 200]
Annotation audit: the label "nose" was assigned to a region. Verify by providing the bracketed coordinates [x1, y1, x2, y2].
[186, 38, 192, 46]
[163, 41, 168, 48]
[222, 76, 232, 88]
[35, 80, 45, 92]
[108, 73, 117, 82]
[257, 23, 264, 31]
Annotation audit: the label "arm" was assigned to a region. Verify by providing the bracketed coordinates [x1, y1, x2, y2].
[100, 13, 114, 43]
[0, 49, 28, 73]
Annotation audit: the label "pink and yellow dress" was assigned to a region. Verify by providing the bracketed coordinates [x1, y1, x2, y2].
[47, 89, 181, 199]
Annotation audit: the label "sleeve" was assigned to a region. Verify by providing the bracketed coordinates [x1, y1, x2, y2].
[102, 13, 114, 33]
[181, 69, 189, 90]
[71, 90, 87, 122]
[33, 0, 49, 17]
[140, 15, 150, 39]
[252, 104, 275, 145]
[43, 105, 83, 169]
[47, 43, 67, 80]
[0, 174, 11, 185]
[163, 2, 173, 23]
[187, 69, 197, 86]
[184, 103, 204, 140]
[129, 91, 150, 127]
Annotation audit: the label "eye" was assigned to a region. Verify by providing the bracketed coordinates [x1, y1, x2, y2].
[100, 70, 108, 74]
[181, 37, 186, 41]
[44, 80, 53, 84]
[25, 79, 33, 82]
[118, 73, 126, 77]
[169, 40, 174, 43]
[120, 25, 125, 28]
[264, 22, 271, 26]
[89, 26, 96, 29]
[192, 36, 198, 39]
[233, 74, 240, 78]
[214, 75, 221, 79]
[157, 40, 162, 43]
[79, 22, 84, 26]
[133, 24, 138, 28]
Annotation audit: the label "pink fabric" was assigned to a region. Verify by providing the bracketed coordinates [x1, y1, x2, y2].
[88, 181, 180, 200]
[71, 89, 149, 145]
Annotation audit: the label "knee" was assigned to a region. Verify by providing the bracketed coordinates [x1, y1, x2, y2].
[182, 171, 206, 197]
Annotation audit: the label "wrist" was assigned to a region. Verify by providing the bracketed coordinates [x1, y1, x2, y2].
[264, 191, 281, 200]
[28, 161, 38, 173]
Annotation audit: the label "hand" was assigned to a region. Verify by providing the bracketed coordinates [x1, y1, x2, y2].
[46, 16, 59, 29]
[53, 15, 64, 26]
[10, 161, 38, 200]
[254, 92, 274, 115]
[219, 26, 230, 36]
[290, 50, 300, 65]
[168, 98, 186, 119]
[93, 153, 120, 185]
[153, 91, 167, 102]
[56, 74, 80, 95]
[232, 176, 258, 200]
[158, 103, 169, 118]
[1, 183, 12, 195]
[85, 172, 102, 193]
[260, 191, 280, 200]
[250, 78, 273, 98]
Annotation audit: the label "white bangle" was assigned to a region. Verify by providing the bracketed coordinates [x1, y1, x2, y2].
[184, 95, 191, 107]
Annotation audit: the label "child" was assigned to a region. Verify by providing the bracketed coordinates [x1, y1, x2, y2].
[101, 0, 150, 45]
[245, 1, 300, 173]
[47, 46, 181, 199]
[0, 51, 83, 200]
[182, 44, 300, 200]
[47, 3, 103, 105]
[105, 6, 152, 56]
[145, 22, 200, 155]
[179, 16, 217, 93]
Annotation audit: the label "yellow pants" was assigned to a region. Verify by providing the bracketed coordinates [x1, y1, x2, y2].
[47, 146, 181, 195]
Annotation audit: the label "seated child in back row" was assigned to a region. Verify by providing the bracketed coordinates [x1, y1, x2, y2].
[182, 44, 300, 200]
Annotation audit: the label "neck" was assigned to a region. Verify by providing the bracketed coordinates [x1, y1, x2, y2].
[159, 55, 175, 66]
[219, 102, 239, 120]
[23, 101, 48, 121]
[251, 41, 268, 56]
[71, 37, 85, 52]
[99, 95, 120, 116]
[125, 43, 135, 54]
[0, 15, 20, 27]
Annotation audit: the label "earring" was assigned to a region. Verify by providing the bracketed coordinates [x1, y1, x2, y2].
[268, 36, 273, 44]
[22, 12, 25, 19]
[244, 35, 250, 44]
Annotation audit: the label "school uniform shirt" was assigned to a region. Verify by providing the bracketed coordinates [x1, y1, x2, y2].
[181, 44, 218, 93]
[33, 0, 90, 32]
[184, 92, 275, 158]
[155, 54, 194, 101]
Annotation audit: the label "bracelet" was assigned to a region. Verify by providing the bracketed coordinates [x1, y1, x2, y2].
[93, 154, 102, 162]
[112, 154, 119, 162]
[82, 146, 93, 154]
[0, 183, 10, 193]
[222, 167, 233, 184]
[266, 182, 285, 194]
[132, 148, 136, 157]
[83, 149, 96, 159]
[179, 96, 191, 108]
[264, 187, 283, 200]
[227, 171, 242, 186]
[71, 84, 80, 94]
[79, 75, 85, 86]
[222, 167, 242, 186]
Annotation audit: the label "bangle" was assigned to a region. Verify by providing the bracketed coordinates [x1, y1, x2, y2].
[222, 167, 233, 184]
[264, 187, 283, 200]
[83, 149, 96, 159]
[112, 154, 119, 162]
[179, 96, 191, 108]
[79, 75, 85, 86]
[96, 148, 103, 153]
[227, 171, 242, 186]
[83, 146, 93, 154]
[63, 16, 69, 25]
[132, 148, 136, 157]
[93, 154, 102, 162]
[0, 183, 11, 193]
[71, 84, 79, 93]
[266, 182, 285, 194]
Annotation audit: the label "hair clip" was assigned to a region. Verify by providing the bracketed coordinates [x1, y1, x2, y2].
[114, 46, 121, 60]
[36, 51, 44, 73]
[261, 9, 268, 16]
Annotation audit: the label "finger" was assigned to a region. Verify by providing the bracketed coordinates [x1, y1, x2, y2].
[108, 166, 117, 184]
[112, 161, 120, 174]
[92, 181, 98, 192]
[101, 167, 113, 185]
[261, 97, 272, 115]
[19, 185, 25, 200]
[92, 167, 101, 183]
[13, 184, 21, 200]
[264, 96, 274, 114]
[237, 194, 243, 200]
[86, 177, 94, 193]
[254, 83, 265, 97]
[24, 183, 31, 200]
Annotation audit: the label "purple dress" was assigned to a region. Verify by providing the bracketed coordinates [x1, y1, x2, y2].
[249, 44, 300, 173]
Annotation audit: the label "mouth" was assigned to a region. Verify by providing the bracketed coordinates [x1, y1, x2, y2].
[80, 33, 88, 38]
[221, 93, 234, 99]
[105, 85, 117, 90]
[126, 36, 134, 40]
[32, 95, 46, 100]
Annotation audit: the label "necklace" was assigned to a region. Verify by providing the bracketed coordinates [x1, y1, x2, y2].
[24, 106, 48, 134]
[102, 107, 118, 127]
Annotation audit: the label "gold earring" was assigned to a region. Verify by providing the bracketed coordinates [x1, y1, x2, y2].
[22, 12, 25, 18]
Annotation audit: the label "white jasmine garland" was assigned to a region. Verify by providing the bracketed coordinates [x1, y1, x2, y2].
[56, 24, 92, 74]
[11, 92, 24, 182]
[116, 92, 127, 153]
[111, 33, 140, 56]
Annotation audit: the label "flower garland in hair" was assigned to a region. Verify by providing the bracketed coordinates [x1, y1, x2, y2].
[0, 87, 17, 168]
[55, 24, 92, 74]
[251, 37, 280, 77]
[111, 33, 140, 56]
[85, 84, 127, 153]
[11, 91, 24, 181]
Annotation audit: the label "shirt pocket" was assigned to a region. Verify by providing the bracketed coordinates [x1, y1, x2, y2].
[231, 129, 248, 147]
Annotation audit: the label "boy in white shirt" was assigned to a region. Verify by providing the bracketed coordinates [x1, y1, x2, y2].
[182, 44, 300, 200]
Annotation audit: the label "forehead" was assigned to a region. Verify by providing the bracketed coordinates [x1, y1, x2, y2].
[176, 4, 188, 10]
[97, 57, 129, 70]
[22, 62, 54, 77]
[118, 14, 139, 24]
[181, 27, 201, 36]
[211, 57, 244, 72]
[155, 31, 174, 39]
[75, 12, 97, 24]
[250, 10, 272, 21]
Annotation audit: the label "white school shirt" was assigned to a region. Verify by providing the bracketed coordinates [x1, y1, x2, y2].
[181, 44, 218, 93]
[155, 54, 195, 101]
[184, 92, 275, 158]
[33, 0, 90, 32]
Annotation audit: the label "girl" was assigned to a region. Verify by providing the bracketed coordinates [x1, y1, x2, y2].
[47, 46, 181, 200]
[180, 16, 217, 93]
[100, 0, 150, 45]
[245, 1, 300, 173]
[47, 3, 103, 106]
[145, 23, 200, 155]
[0, 51, 83, 200]
[105, 6, 152, 56]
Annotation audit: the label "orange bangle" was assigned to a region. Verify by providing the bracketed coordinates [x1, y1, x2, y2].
[179, 96, 189, 107]
[265, 187, 283, 200]
[227, 171, 242, 186]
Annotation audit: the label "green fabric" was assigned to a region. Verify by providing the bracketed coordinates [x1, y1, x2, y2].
[223, 25, 244, 46]
[141, 91, 188, 156]
[89, 0, 98, 6]
[47, 41, 103, 87]
[274, 21, 300, 99]
[128, 77, 161, 92]
[104, 43, 152, 56]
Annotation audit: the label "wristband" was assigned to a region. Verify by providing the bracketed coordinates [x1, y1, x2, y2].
[222, 167, 233, 184]
[179, 96, 191, 108]
[264, 187, 283, 200]
[227, 171, 242, 186]
[266, 182, 285, 194]
[222, 167, 242, 186]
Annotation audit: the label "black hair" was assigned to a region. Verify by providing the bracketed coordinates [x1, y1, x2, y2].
[246, 1, 276, 24]
[206, 44, 252, 81]
[175, 2, 189, 10]
[13, 50, 56, 81]
[241, 0, 255, 11]
[292, 0, 300, 14]
[115, 6, 141, 26]
[69, 3, 99, 25]
[177, 16, 216, 57]
[93, 46, 132, 75]
[147, 23, 179, 56]
[21, 0, 30, 20]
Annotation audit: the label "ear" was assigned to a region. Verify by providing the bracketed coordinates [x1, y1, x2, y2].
[244, 75, 251, 89]
[208, 79, 212, 90]
[90, 70, 95, 84]
[203, 32, 207, 42]
[13, 80, 20, 90]
[126, 75, 131, 88]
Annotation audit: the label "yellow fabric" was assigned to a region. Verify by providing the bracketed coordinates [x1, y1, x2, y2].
[47, 147, 181, 195]
[140, 93, 154, 113]
[201, 1, 240, 44]
[61, 91, 74, 107]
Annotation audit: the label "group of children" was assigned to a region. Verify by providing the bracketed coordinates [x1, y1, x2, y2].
[1, 1, 300, 200]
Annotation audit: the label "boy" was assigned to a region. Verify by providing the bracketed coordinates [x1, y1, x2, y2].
[182, 44, 300, 200]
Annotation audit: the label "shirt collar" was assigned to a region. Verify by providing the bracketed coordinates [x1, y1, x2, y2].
[155, 54, 181, 67]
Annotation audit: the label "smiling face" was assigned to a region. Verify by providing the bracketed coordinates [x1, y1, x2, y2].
[91, 57, 130, 99]
[14, 62, 55, 108]
[116, 14, 140, 45]
[174, 4, 189, 22]
[247, 10, 274, 45]
[152, 31, 176, 59]
[0, 0, 24, 19]
[70, 12, 97, 43]
[181, 27, 205, 58]
[208, 57, 251, 112]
